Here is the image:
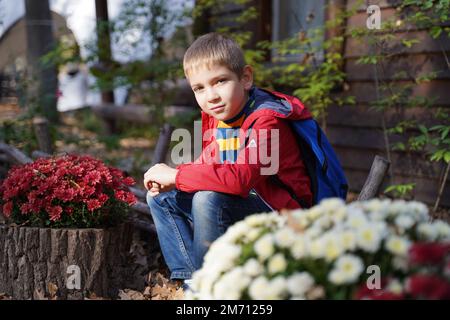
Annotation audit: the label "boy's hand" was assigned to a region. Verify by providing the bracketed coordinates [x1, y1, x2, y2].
[148, 182, 162, 197]
[143, 163, 178, 196]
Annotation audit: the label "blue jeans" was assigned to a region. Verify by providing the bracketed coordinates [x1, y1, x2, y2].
[146, 189, 271, 280]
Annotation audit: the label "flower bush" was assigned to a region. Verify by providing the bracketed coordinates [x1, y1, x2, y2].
[0, 154, 137, 228]
[186, 198, 450, 300]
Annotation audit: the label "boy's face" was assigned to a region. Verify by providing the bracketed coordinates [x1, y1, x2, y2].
[187, 64, 253, 122]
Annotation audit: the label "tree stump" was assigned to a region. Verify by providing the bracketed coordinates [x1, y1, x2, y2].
[0, 223, 134, 299]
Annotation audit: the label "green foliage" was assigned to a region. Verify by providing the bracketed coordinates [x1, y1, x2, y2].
[0, 118, 39, 156]
[40, 35, 81, 70]
[384, 183, 416, 199]
[194, 0, 355, 123]
[349, 0, 450, 204]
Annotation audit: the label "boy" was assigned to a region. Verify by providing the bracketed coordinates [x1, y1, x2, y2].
[144, 32, 312, 285]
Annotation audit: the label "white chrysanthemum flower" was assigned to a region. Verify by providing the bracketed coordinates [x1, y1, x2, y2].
[268, 253, 288, 274]
[274, 227, 296, 248]
[385, 235, 411, 256]
[332, 254, 364, 284]
[417, 222, 439, 241]
[223, 221, 251, 242]
[374, 221, 389, 238]
[313, 215, 333, 230]
[307, 237, 326, 258]
[387, 200, 408, 217]
[319, 198, 346, 213]
[291, 236, 307, 259]
[306, 206, 324, 221]
[245, 213, 283, 228]
[356, 225, 382, 253]
[340, 230, 357, 251]
[296, 214, 310, 229]
[364, 198, 384, 213]
[245, 228, 262, 242]
[331, 206, 348, 224]
[248, 276, 271, 300]
[395, 215, 415, 231]
[213, 267, 250, 299]
[243, 258, 264, 277]
[387, 279, 403, 295]
[248, 276, 287, 300]
[328, 269, 346, 285]
[433, 220, 450, 240]
[323, 234, 344, 261]
[287, 272, 315, 296]
[267, 276, 288, 299]
[213, 278, 241, 300]
[305, 226, 323, 239]
[406, 201, 429, 221]
[392, 256, 409, 271]
[254, 234, 275, 261]
[204, 242, 241, 272]
[193, 271, 219, 299]
[290, 296, 307, 300]
[346, 208, 369, 229]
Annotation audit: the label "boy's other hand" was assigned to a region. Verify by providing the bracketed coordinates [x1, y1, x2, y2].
[143, 163, 178, 196]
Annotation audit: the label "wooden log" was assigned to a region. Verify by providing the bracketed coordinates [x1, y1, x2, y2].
[131, 201, 151, 218]
[31, 150, 52, 160]
[0, 223, 134, 299]
[91, 104, 153, 125]
[127, 216, 156, 234]
[0, 142, 32, 164]
[358, 155, 391, 201]
[129, 186, 147, 202]
[151, 123, 174, 166]
[91, 104, 194, 125]
[32, 117, 54, 154]
[0, 153, 9, 163]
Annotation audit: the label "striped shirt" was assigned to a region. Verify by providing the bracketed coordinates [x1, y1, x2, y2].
[215, 98, 255, 163]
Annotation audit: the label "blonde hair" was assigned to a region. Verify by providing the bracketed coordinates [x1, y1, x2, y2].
[183, 33, 246, 78]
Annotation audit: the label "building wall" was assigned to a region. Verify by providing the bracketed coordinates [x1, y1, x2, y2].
[193, 0, 450, 206]
[0, 11, 73, 72]
[326, 0, 450, 206]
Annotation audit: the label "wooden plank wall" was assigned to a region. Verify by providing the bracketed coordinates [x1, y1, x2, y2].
[203, 0, 449, 206]
[326, 0, 450, 206]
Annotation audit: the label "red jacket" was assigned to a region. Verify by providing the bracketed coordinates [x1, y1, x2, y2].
[175, 88, 313, 210]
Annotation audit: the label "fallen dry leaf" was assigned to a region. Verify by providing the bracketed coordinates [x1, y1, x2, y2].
[33, 288, 48, 300]
[118, 289, 146, 300]
[0, 292, 12, 300]
[48, 283, 58, 300]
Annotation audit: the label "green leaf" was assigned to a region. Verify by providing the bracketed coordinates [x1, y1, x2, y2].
[444, 151, 450, 164]
[418, 125, 428, 135]
[441, 127, 450, 140]
[392, 142, 406, 151]
[401, 39, 419, 48]
[430, 149, 445, 162]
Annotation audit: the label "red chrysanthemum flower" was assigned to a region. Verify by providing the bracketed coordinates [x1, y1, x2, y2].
[0, 154, 136, 228]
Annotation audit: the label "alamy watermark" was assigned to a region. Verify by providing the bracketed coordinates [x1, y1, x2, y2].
[367, 5, 381, 30]
[366, 264, 381, 290]
[66, 264, 81, 290]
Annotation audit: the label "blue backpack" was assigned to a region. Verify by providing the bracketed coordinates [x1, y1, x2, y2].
[289, 119, 348, 206]
[246, 89, 348, 208]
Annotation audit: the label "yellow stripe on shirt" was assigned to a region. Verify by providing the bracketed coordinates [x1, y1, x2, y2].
[216, 137, 240, 151]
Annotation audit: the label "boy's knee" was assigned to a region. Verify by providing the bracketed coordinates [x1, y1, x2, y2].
[146, 192, 165, 218]
[146, 192, 156, 208]
[192, 191, 226, 211]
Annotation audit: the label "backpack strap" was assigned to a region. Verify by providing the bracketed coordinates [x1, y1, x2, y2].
[240, 118, 258, 151]
[241, 118, 311, 209]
